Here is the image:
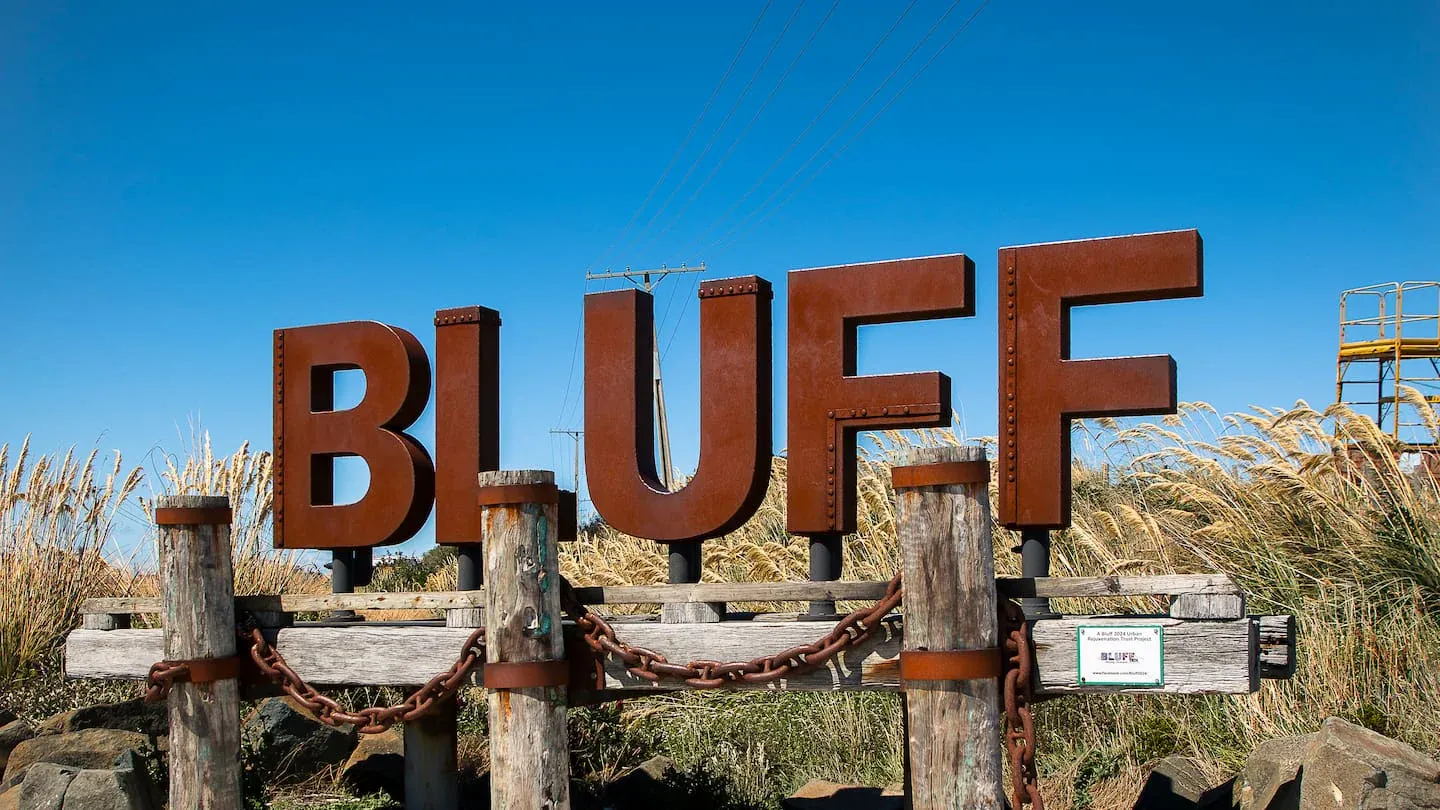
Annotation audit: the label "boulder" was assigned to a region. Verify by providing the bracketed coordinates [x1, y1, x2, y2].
[242, 697, 357, 777]
[16, 762, 79, 810]
[0, 711, 14, 728]
[111, 749, 162, 809]
[0, 720, 36, 771]
[605, 756, 677, 807]
[59, 768, 155, 810]
[341, 727, 404, 801]
[0, 785, 15, 810]
[783, 779, 905, 809]
[1, 730, 149, 790]
[1297, 717, 1440, 809]
[1238, 734, 1311, 810]
[1135, 755, 1235, 809]
[38, 701, 167, 739]
[1238, 718, 1440, 810]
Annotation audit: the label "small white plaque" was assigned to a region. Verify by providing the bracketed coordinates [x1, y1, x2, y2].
[1076, 625, 1164, 687]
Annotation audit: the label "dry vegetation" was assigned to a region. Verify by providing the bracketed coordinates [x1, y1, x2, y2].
[2, 398, 1438, 809]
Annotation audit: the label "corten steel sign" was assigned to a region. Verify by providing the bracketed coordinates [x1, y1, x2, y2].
[584, 277, 773, 542]
[271, 229, 1202, 551]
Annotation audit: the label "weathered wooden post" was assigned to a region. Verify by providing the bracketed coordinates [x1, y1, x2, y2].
[894, 446, 1004, 809]
[157, 495, 242, 810]
[481, 470, 571, 810]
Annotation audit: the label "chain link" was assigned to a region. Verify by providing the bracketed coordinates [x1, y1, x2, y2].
[143, 573, 1044, 805]
[1000, 597, 1043, 810]
[560, 574, 904, 688]
[233, 624, 483, 734]
[143, 660, 190, 703]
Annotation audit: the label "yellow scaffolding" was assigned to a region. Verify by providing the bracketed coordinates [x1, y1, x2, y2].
[1336, 281, 1440, 444]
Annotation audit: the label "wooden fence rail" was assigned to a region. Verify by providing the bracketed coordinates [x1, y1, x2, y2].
[63, 465, 1295, 810]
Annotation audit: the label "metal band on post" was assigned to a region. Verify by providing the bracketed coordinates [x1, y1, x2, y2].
[483, 660, 570, 691]
[899, 649, 1004, 687]
[891, 460, 990, 490]
[155, 507, 233, 526]
[477, 483, 559, 507]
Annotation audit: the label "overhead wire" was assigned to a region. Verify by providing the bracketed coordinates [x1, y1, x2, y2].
[635, 0, 842, 260]
[555, 1, 777, 430]
[656, 0, 850, 359]
[714, 0, 992, 252]
[617, 0, 809, 262]
[705, 0, 978, 253]
[587, 0, 775, 274]
[683, 0, 921, 253]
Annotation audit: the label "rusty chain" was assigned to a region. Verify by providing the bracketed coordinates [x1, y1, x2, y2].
[1001, 597, 1043, 810]
[144, 623, 486, 735]
[143, 660, 191, 703]
[560, 574, 904, 688]
[143, 573, 1044, 807]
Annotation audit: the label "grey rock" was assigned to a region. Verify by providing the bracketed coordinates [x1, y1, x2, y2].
[0, 720, 36, 771]
[1297, 717, 1440, 809]
[16, 763, 79, 810]
[606, 756, 678, 808]
[340, 727, 404, 801]
[1135, 756, 1235, 809]
[1, 730, 148, 791]
[38, 701, 166, 739]
[60, 768, 155, 810]
[783, 779, 905, 809]
[242, 697, 357, 778]
[1239, 734, 1312, 810]
[110, 749, 162, 809]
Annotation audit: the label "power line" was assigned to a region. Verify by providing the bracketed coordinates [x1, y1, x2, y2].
[635, 0, 842, 258]
[557, 2, 776, 429]
[715, 0, 993, 252]
[684, 0, 921, 253]
[586, 0, 776, 273]
[584, 263, 706, 490]
[548, 428, 584, 492]
[706, 0, 977, 252]
[618, 0, 809, 261]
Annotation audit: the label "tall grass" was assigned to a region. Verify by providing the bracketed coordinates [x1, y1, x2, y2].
[558, 402, 1440, 806]
[0, 439, 142, 681]
[0, 436, 322, 683]
[141, 436, 323, 596]
[4, 399, 1438, 807]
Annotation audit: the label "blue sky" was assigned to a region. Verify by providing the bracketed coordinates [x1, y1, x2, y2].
[2, 2, 1436, 551]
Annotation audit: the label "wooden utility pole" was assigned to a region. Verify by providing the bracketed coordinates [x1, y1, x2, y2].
[584, 262, 705, 490]
[548, 428, 584, 491]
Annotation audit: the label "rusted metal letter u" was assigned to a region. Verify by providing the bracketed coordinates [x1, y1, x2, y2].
[584, 276, 773, 542]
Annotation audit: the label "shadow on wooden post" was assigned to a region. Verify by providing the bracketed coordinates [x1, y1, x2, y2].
[895, 446, 1004, 809]
[482, 470, 571, 810]
[158, 495, 243, 810]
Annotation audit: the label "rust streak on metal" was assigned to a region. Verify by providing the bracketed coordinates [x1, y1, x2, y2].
[155, 507, 233, 526]
[786, 255, 974, 536]
[890, 460, 989, 489]
[273, 321, 434, 549]
[999, 230, 1203, 530]
[584, 276, 772, 542]
[434, 306, 501, 545]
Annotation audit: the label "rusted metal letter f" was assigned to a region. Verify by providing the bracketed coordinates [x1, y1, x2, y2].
[584, 277, 773, 542]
